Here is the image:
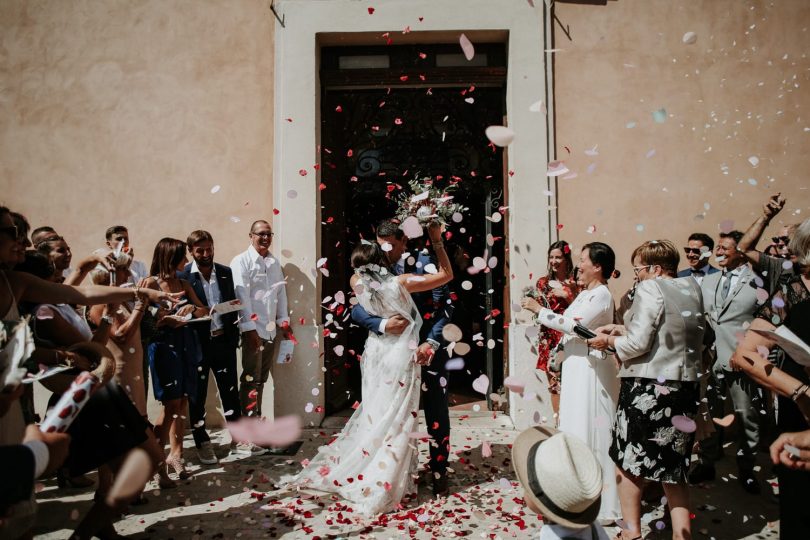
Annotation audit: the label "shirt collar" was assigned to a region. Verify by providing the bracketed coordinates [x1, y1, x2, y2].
[247, 245, 274, 264]
[190, 259, 216, 278]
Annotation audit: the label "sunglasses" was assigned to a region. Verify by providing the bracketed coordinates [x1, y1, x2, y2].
[683, 247, 703, 255]
[251, 232, 274, 239]
[0, 225, 19, 240]
[772, 236, 790, 244]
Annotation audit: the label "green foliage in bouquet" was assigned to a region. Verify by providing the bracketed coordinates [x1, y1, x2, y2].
[394, 177, 469, 226]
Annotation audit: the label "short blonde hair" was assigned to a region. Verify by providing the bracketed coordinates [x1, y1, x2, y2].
[631, 240, 679, 277]
[789, 218, 810, 266]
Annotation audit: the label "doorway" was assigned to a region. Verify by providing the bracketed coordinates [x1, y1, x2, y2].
[319, 43, 508, 415]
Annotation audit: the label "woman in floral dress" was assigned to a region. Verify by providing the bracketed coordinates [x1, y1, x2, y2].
[520, 240, 578, 415]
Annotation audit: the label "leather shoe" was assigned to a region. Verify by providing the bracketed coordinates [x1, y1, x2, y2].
[432, 473, 449, 497]
[738, 470, 761, 495]
[687, 463, 716, 485]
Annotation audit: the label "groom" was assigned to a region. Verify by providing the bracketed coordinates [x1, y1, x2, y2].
[351, 219, 454, 496]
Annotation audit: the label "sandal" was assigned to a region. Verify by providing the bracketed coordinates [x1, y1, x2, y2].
[165, 455, 191, 480]
[613, 529, 641, 540]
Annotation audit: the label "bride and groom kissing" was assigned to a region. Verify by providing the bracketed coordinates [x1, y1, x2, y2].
[279, 219, 455, 516]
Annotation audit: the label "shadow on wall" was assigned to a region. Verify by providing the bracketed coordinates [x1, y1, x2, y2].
[274, 262, 322, 423]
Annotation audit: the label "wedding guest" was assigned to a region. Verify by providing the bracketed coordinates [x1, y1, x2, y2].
[145, 238, 209, 480]
[179, 230, 245, 463]
[35, 234, 72, 282]
[556, 242, 621, 523]
[87, 253, 148, 416]
[690, 231, 763, 493]
[10, 212, 32, 258]
[231, 220, 292, 425]
[104, 225, 149, 282]
[520, 240, 578, 416]
[30, 225, 56, 246]
[512, 426, 610, 539]
[728, 217, 810, 537]
[589, 240, 705, 540]
[676, 233, 718, 284]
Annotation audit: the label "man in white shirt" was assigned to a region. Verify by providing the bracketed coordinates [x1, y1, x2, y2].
[691, 230, 763, 494]
[105, 225, 148, 282]
[230, 220, 291, 420]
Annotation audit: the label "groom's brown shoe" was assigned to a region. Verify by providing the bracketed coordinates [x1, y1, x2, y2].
[432, 472, 449, 497]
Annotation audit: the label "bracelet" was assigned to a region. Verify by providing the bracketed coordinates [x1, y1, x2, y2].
[791, 383, 809, 401]
[133, 287, 141, 301]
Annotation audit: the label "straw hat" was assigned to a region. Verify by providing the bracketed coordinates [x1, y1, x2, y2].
[512, 425, 603, 529]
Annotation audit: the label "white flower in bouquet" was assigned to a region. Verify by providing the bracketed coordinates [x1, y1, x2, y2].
[395, 177, 469, 227]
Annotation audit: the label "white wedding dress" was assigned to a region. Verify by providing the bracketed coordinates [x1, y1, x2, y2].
[557, 284, 622, 523]
[279, 268, 422, 516]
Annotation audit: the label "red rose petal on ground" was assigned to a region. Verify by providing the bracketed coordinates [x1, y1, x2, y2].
[367, 7, 375, 14]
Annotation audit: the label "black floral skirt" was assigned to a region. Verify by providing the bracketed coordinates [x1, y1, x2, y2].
[609, 377, 699, 484]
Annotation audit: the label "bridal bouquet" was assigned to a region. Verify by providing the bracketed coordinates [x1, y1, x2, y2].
[0, 317, 35, 388]
[394, 177, 468, 226]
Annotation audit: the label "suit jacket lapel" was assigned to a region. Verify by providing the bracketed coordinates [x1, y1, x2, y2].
[717, 265, 750, 317]
[189, 271, 208, 306]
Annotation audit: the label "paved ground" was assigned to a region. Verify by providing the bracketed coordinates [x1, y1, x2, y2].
[32, 412, 779, 539]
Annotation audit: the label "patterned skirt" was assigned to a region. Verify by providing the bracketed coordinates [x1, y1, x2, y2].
[609, 377, 699, 484]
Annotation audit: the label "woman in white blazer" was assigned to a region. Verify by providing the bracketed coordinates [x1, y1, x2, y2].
[589, 240, 705, 540]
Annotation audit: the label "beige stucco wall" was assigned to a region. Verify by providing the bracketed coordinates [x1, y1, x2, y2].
[0, 0, 275, 268]
[0, 0, 276, 425]
[554, 0, 809, 295]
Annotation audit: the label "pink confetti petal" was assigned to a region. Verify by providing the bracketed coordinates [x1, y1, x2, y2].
[400, 216, 423, 238]
[459, 33, 475, 61]
[503, 375, 525, 394]
[485, 125, 514, 147]
[227, 415, 301, 447]
[482, 440, 492, 458]
[472, 374, 489, 394]
[671, 415, 696, 433]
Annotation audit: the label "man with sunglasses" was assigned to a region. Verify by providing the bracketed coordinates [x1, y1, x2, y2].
[230, 220, 292, 425]
[676, 232, 719, 283]
[689, 231, 763, 494]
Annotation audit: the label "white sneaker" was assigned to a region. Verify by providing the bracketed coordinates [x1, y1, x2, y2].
[232, 442, 267, 456]
[197, 441, 218, 465]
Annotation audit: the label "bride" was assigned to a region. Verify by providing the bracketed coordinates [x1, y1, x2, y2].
[279, 222, 453, 516]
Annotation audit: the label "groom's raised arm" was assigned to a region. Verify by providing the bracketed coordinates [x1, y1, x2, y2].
[351, 303, 387, 335]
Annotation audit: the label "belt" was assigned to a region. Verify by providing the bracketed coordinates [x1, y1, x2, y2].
[210, 329, 225, 337]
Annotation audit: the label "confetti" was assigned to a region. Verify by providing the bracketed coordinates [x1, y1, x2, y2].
[529, 99, 547, 114]
[459, 33, 475, 61]
[682, 31, 697, 44]
[472, 374, 489, 394]
[748, 155, 759, 167]
[652, 108, 667, 123]
[671, 415, 696, 433]
[210, 184, 221, 194]
[227, 415, 301, 447]
[503, 376, 525, 394]
[485, 125, 515, 147]
[547, 161, 570, 177]
[712, 414, 735, 427]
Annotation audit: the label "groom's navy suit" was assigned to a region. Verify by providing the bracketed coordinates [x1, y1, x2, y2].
[351, 250, 454, 474]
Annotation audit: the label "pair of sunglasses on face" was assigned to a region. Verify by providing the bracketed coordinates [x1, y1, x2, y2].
[772, 236, 790, 245]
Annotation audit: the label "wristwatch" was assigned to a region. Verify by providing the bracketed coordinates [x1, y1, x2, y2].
[101, 315, 115, 325]
[426, 338, 440, 352]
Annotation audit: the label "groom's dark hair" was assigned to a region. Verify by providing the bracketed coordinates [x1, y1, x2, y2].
[376, 220, 404, 240]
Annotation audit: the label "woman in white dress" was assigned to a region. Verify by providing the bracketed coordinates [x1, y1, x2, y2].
[279, 223, 453, 516]
[557, 242, 621, 524]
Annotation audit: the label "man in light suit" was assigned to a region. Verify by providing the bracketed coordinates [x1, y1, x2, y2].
[351, 219, 454, 496]
[676, 232, 720, 284]
[690, 230, 763, 493]
[179, 230, 249, 463]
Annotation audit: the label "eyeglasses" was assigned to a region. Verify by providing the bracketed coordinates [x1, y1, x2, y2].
[772, 236, 790, 245]
[251, 232, 274, 239]
[0, 225, 19, 240]
[632, 265, 652, 276]
[683, 247, 703, 255]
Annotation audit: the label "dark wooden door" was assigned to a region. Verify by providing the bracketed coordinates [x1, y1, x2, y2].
[319, 45, 507, 414]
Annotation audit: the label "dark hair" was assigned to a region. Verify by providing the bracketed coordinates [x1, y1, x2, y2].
[105, 225, 128, 241]
[187, 230, 214, 248]
[351, 242, 389, 270]
[547, 240, 574, 278]
[150, 237, 187, 278]
[31, 226, 56, 244]
[582, 242, 619, 280]
[687, 232, 714, 252]
[719, 230, 744, 246]
[10, 212, 30, 239]
[35, 235, 66, 255]
[15, 250, 54, 280]
[631, 240, 679, 277]
[375, 220, 405, 240]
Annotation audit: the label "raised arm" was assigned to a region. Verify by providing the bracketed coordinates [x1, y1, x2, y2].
[64, 251, 115, 286]
[739, 193, 785, 266]
[9, 271, 180, 309]
[398, 222, 453, 294]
